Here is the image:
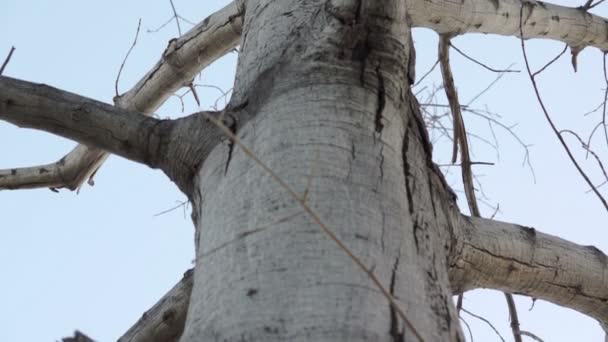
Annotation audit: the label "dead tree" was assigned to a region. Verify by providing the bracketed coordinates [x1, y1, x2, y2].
[1, 0, 607, 341]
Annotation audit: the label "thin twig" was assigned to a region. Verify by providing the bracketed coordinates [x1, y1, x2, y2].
[169, 0, 182, 35]
[462, 308, 506, 342]
[521, 330, 545, 342]
[588, 0, 606, 9]
[561, 129, 608, 185]
[519, 4, 608, 212]
[0, 46, 16, 75]
[154, 200, 190, 218]
[414, 59, 440, 87]
[115, 19, 142, 97]
[505, 293, 523, 342]
[600, 53, 608, 149]
[202, 112, 425, 342]
[582, 0, 606, 10]
[532, 44, 567, 77]
[459, 316, 474, 342]
[465, 108, 536, 181]
[466, 66, 513, 106]
[450, 43, 519, 73]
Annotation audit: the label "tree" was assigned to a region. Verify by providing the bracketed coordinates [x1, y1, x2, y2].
[1, 0, 607, 341]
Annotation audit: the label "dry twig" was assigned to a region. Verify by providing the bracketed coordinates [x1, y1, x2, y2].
[115, 19, 142, 97]
[0, 46, 15, 75]
[519, 4, 608, 211]
[462, 308, 506, 342]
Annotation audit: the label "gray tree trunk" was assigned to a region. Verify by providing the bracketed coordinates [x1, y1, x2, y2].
[2, 0, 607, 340]
[181, 1, 463, 340]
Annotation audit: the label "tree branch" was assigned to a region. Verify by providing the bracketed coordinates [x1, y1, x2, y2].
[0, 76, 171, 169]
[450, 216, 608, 328]
[4, 0, 608, 192]
[0, 1, 244, 191]
[408, 0, 608, 51]
[0, 77, 239, 196]
[118, 269, 193, 342]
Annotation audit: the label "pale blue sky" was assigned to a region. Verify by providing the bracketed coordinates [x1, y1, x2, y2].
[1, 1, 606, 341]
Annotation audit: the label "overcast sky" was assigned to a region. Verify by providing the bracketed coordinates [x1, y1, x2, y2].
[1, 0, 606, 341]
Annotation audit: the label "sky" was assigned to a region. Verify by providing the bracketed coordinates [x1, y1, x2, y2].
[0, 0, 606, 341]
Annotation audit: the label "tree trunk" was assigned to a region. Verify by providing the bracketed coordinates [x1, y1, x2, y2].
[2, 0, 607, 340]
[180, 1, 463, 340]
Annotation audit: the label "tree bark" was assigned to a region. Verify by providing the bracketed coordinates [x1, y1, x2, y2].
[450, 216, 608, 326]
[2, 0, 608, 341]
[118, 270, 194, 342]
[179, 1, 465, 341]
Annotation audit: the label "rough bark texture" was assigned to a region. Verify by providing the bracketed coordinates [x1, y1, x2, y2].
[2, 0, 608, 341]
[408, 0, 608, 51]
[118, 270, 193, 342]
[179, 1, 464, 341]
[451, 216, 608, 326]
[0, 77, 237, 195]
[0, 76, 171, 169]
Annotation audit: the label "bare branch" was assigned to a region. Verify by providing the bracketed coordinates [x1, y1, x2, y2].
[532, 44, 568, 77]
[561, 129, 608, 186]
[519, 5, 608, 212]
[0, 46, 16, 75]
[0, 76, 169, 169]
[409, 0, 608, 52]
[0, 1, 244, 191]
[520, 330, 545, 342]
[459, 316, 475, 342]
[438, 34, 480, 216]
[461, 308, 506, 342]
[115, 19, 142, 97]
[451, 216, 608, 327]
[118, 269, 193, 342]
[169, 0, 183, 35]
[505, 293, 523, 342]
[449, 43, 519, 73]
[413, 59, 439, 87]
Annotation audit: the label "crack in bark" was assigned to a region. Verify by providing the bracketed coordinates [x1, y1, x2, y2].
[355, 0, 363, 21]
[374, 64, 386, 134]
[412, 217, 423, 253]
[465, 243, 542, 269]
[545, 281, 608, 302]
[351, 27, 371, 86]
[402, 122, 414, 215]
[224, 116, 238, 175]
[426, 171, 437, 218]
[380, 211, 386, 252]
[389, 253, 404, 341]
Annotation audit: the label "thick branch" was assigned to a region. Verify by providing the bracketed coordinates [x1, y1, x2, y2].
[0, 1, 243, 191]
[0, 76, 171, 169]
[118, 269, 193, 342]
[409, 0, 608, 51]
[0, 76, 240, 195]
[450, 216, 608, 327]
